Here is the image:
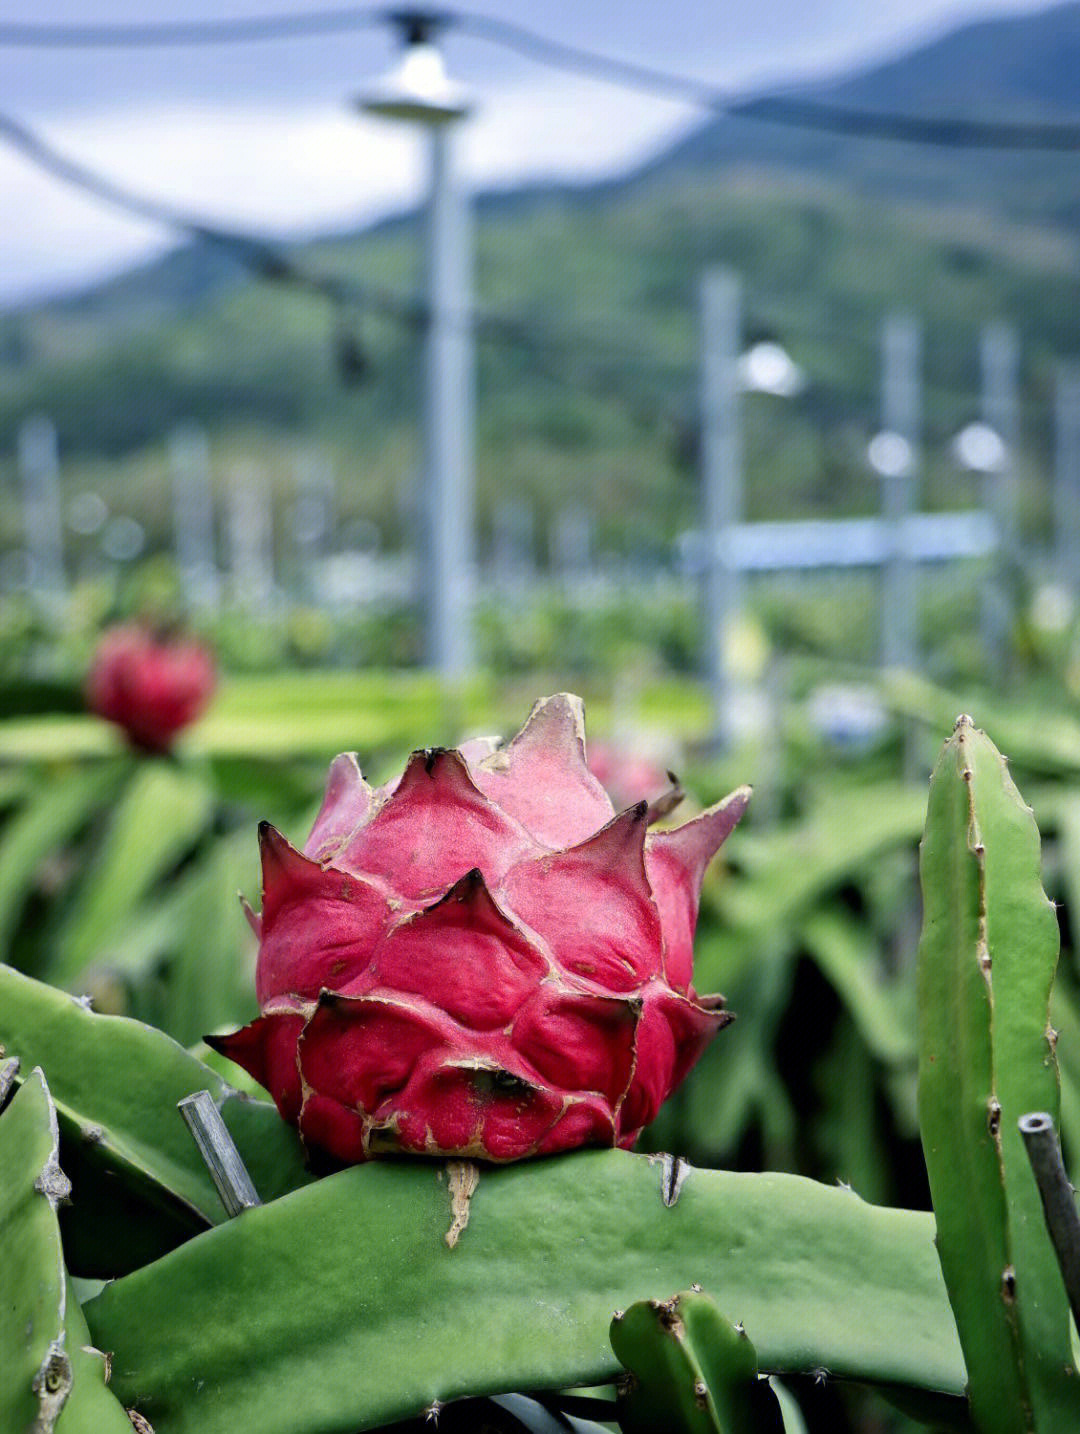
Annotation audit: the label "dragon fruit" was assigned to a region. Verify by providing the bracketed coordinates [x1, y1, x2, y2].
[587, 738, 681, 815]
[86, 624, 216, 753]
[209, 694, 748, 1163]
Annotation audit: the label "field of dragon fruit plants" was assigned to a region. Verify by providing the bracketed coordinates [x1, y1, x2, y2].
[5, 655, 1080, 1432]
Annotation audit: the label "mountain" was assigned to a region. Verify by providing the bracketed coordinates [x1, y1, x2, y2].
[648, 0, 1080, 227]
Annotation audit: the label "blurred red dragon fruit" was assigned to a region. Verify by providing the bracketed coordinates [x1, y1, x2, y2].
[85, 624, 216, 753]
[209, 694, 748, 1163]
[587, 738, 681, 815]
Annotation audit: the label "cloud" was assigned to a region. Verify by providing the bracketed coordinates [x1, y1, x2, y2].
[0, 77, 698, 302]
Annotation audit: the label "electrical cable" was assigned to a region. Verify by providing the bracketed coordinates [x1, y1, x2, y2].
[0, 102, 686, 403]
[0, 5, 1078, 151]
[0, 109, 422, 328]
[0, 9, 385, 48]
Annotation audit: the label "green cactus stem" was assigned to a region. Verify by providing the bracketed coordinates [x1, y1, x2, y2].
[0, 1067, 130, 1433]
[610, 1288, 784, 1432]
[84, 1151, 963, 1434]
[918, 716, 1080, 1432]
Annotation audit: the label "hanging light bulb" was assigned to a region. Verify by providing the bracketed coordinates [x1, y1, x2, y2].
[357, 14, 472, 124]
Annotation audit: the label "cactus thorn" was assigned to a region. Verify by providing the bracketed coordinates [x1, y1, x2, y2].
[812, 1367, 828, 1386]
[0, 1055, 19, 1114]
[954, 713, 974, 731]
[88, 1347, 112, 1384]
[660, 1152, 690, 1207]
[1001, 1266, 1017, 1303]
[424, 1399, 443, 1424]
[690, 1282, 702, 1292]
[693, 1379, 709, 1409]
[612, 1308, 624, 1322]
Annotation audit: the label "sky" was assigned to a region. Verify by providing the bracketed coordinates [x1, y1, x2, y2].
[0, 0, 1065, 303]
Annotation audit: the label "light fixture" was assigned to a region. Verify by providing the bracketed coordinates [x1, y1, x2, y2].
[357, 14, 472, 124]
[952, 421, 1006, 473]
[867, 430, 914, 478]
[738, 340, 804, 397]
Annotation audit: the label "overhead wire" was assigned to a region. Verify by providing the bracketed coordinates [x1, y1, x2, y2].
[3, 97, 1071, 422]
[0, 9, 386, 48]
[0, 104, 687, 401]
[0, 5, 1079, 150]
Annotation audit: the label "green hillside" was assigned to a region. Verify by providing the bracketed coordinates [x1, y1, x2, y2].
[2, 165, 1077, 562]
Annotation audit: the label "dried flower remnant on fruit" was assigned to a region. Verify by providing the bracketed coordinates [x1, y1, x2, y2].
[85, 624, 216, 753]
[444, 1160, 480, 1247]
[209, 694, 749, 1164]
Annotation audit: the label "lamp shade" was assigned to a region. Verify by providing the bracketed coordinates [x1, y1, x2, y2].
[358, 40, 472, 124]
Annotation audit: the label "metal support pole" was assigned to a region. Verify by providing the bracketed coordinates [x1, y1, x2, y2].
[700, 269, 742, 748]
[177, 1091, 261, 1217]
[18, 414, 65, 614]
[552, 503, 591, 593]
[168, 423, 220, 611]
[880, 315, 921, 671]
[292, 450, 335, 604]
[981, 322, 1020, 668]
[226, 462, 275, 614]
[1018, 1112, 1080, 1330]
[422, 123, 474, 678]
[492, 498, 534, 596]
[1054, 365, 1080, 600]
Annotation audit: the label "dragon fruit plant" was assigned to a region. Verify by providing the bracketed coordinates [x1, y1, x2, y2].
[9, 713, 1080, 1432]
[85, 623, 216, 754]
[210, 693, 749, 1163]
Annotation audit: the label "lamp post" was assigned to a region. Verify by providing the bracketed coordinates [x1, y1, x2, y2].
[868, 314, 921, 674]
[358, 14, 475, 679]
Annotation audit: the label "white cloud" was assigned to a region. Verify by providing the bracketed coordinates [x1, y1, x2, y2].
[0, 78, 698, 302]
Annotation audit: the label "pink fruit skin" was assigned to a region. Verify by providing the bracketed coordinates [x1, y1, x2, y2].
[85, 625, 216, 754]
[209, 694, 749, 1164]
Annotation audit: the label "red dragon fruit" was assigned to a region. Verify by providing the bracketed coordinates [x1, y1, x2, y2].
[587, 738, 680, 814]
[85, 624, 216, 754]
[209, 694, 748, 1163]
